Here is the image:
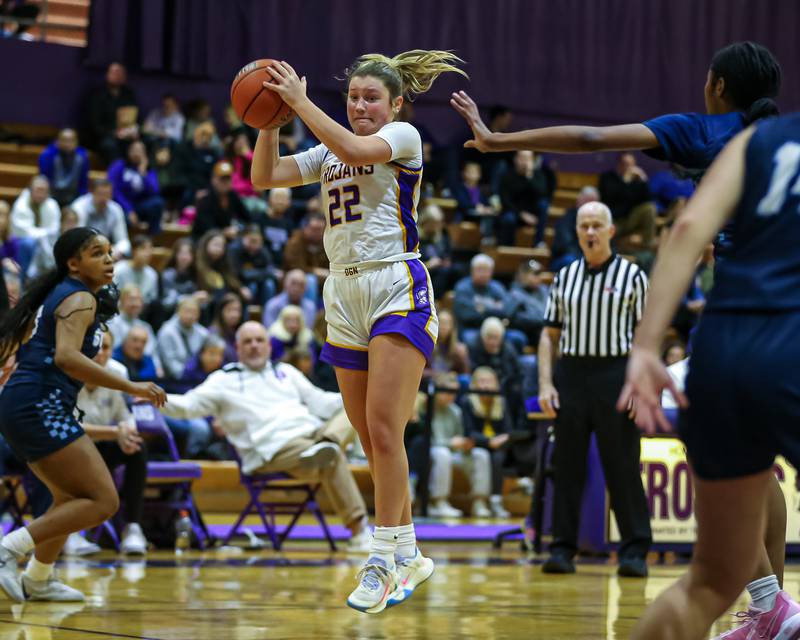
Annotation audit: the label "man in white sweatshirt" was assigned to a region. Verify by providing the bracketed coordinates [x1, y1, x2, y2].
[160, 321, 370, 550]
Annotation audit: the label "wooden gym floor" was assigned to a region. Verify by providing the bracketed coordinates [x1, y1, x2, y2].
[0, 541, 787, 639]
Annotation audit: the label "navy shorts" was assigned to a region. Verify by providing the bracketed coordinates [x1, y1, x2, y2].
[679, 311, 800, 480]
[0, 385, 85, 463]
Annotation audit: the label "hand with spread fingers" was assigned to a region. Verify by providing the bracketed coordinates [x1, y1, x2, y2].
[263, 60, 307, 109]
[616, 346, 687, 435]
[450, 90, 495, 152]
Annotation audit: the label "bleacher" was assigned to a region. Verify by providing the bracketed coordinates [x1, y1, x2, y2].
[0, 122, 600, 313]
[15, 0, 91, 48]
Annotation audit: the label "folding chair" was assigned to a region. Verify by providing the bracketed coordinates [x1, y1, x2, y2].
[128, 403, 211, 549]
[222, 444, 337, 551]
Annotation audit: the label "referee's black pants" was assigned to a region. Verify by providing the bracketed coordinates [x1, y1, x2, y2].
[550, 357, 652, 560]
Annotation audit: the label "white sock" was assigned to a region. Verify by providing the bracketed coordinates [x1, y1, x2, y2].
[2, 528, 35, 558]
[23, 556, 53, 582]
[369, 526, 401, 568]
[395, 523, 416, 559]
[747, 574, 780, 612]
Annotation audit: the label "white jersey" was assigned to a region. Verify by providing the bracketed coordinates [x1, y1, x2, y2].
[293, 121, 423, 267]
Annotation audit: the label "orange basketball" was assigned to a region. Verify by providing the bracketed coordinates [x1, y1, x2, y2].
[230, 59, 295, 130]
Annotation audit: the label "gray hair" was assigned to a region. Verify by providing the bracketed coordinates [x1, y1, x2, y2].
[201, 334, 227, 351]
[576, 201, 612, 225]
[470, 253, 495, 270]
[480, 316, 505, 339]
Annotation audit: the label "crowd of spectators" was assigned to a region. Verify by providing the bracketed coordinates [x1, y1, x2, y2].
[0, 61, 703, 536]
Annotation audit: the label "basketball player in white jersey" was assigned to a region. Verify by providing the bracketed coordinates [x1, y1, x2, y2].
[251, 50, 467, 613]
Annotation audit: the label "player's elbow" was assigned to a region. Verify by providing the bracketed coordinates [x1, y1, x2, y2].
[577, 129, 608, 152]
[250, 167, 274, 191]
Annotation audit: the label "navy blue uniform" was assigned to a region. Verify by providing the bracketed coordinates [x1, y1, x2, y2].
[644, 111, 746, 255]
[678, 113, 800, 479]
[0, 277, 103, 462]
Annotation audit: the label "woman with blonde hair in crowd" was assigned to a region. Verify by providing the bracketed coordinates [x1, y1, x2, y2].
[458, 366, 512, 519]
[268, 304, 315, 364]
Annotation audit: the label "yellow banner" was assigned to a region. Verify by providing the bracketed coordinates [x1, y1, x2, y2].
[607, 437, 800, 544]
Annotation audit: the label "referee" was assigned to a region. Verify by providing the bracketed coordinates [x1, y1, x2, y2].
[538, 201, 652, 577]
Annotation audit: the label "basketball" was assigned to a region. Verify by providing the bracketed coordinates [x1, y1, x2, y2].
[230, 59, 295, 130]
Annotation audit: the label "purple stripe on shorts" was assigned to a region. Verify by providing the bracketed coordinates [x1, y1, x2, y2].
[397, 170, 420, 252]
[320, 342, 368, 371]
[370, 259, 435, 360]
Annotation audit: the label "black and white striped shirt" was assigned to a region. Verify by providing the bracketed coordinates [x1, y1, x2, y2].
[544, 254, 648, 357]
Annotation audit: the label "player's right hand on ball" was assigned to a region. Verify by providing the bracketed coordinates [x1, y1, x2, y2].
[129, 381, 167, 408]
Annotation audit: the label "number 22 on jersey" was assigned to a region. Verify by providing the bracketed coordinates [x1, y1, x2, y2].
[328, 186, 361, 226]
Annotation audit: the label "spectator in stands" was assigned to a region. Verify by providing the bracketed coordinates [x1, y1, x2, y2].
[458, 366, 513, 518]
[0, 0, 38, 39]
[152, 145, 184, 220]
[598, 153, 657, 250]
[195, 229, 250, 304]
[428, 308, 470, 375]
[263, 268, 316, 329]
[283, 212, 328, 285]
[183, 99, 222, 151]
[27, 206, 79, 279]
[228, 133, 266, 214]
[662, 340, 687, 367]
[453, 253, 510, 334]
[269, 305, 315, 364]
[426, 372, 495, 519]
[499, 150, 550, 247]
[262, 187, 295, 266]
[106, 284, 163, 376]
[508, 259, 549, 346]
[0, 200, 22, 269]
[159, 321, 371, 551]
[550, 186, 599, 272]
[108, 140, 164, 233]
[71, 178, 131, 258]
[114, 235, 159, 306]
[209, 292, 244, 363]
[38, 128, 89, 207]
[86, 62, 139, 163]
[10, 174, 59, 239]
[191, 160, 250, 240]
[648, 166, 694, 217]
[452, 161, 497, 240]
[77, 331, 149, 555]
[230, 224, 276, 306]
[178, 334, 226, 392]
[157, 297, 209, 381]
[113, 325, 158, 382]
[418, 204, 462, 297]
[160, 237, 204, 318]
[468, 317, 524, 428]
[174, 121, 221, 205]
[143, 94, 185, 145]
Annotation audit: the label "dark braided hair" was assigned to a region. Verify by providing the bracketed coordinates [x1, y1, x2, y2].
[710, 41, 782, 125]
[0, 227, 102, 362]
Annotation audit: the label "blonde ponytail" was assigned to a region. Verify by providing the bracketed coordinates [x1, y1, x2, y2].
[346, 49, 467, 99]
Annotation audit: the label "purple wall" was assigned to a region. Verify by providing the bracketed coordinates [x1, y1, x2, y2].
[2, 0, 799, 172]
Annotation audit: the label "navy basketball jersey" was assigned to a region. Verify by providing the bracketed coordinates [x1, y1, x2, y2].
[644, 111, 747, 255]
[706, 113, 800, 311]
[7, 277, 103, 401]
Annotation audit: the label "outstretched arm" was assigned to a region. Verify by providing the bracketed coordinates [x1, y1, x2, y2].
[53, 292, 166, 406]
[450, 90, 659, 153]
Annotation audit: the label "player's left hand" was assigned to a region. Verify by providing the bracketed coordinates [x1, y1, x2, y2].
[616, 346, 687, 435]
[264, 61, 307, 108]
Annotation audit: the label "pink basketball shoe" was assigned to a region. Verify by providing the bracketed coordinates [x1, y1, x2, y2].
[714, 591, 800, 640]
